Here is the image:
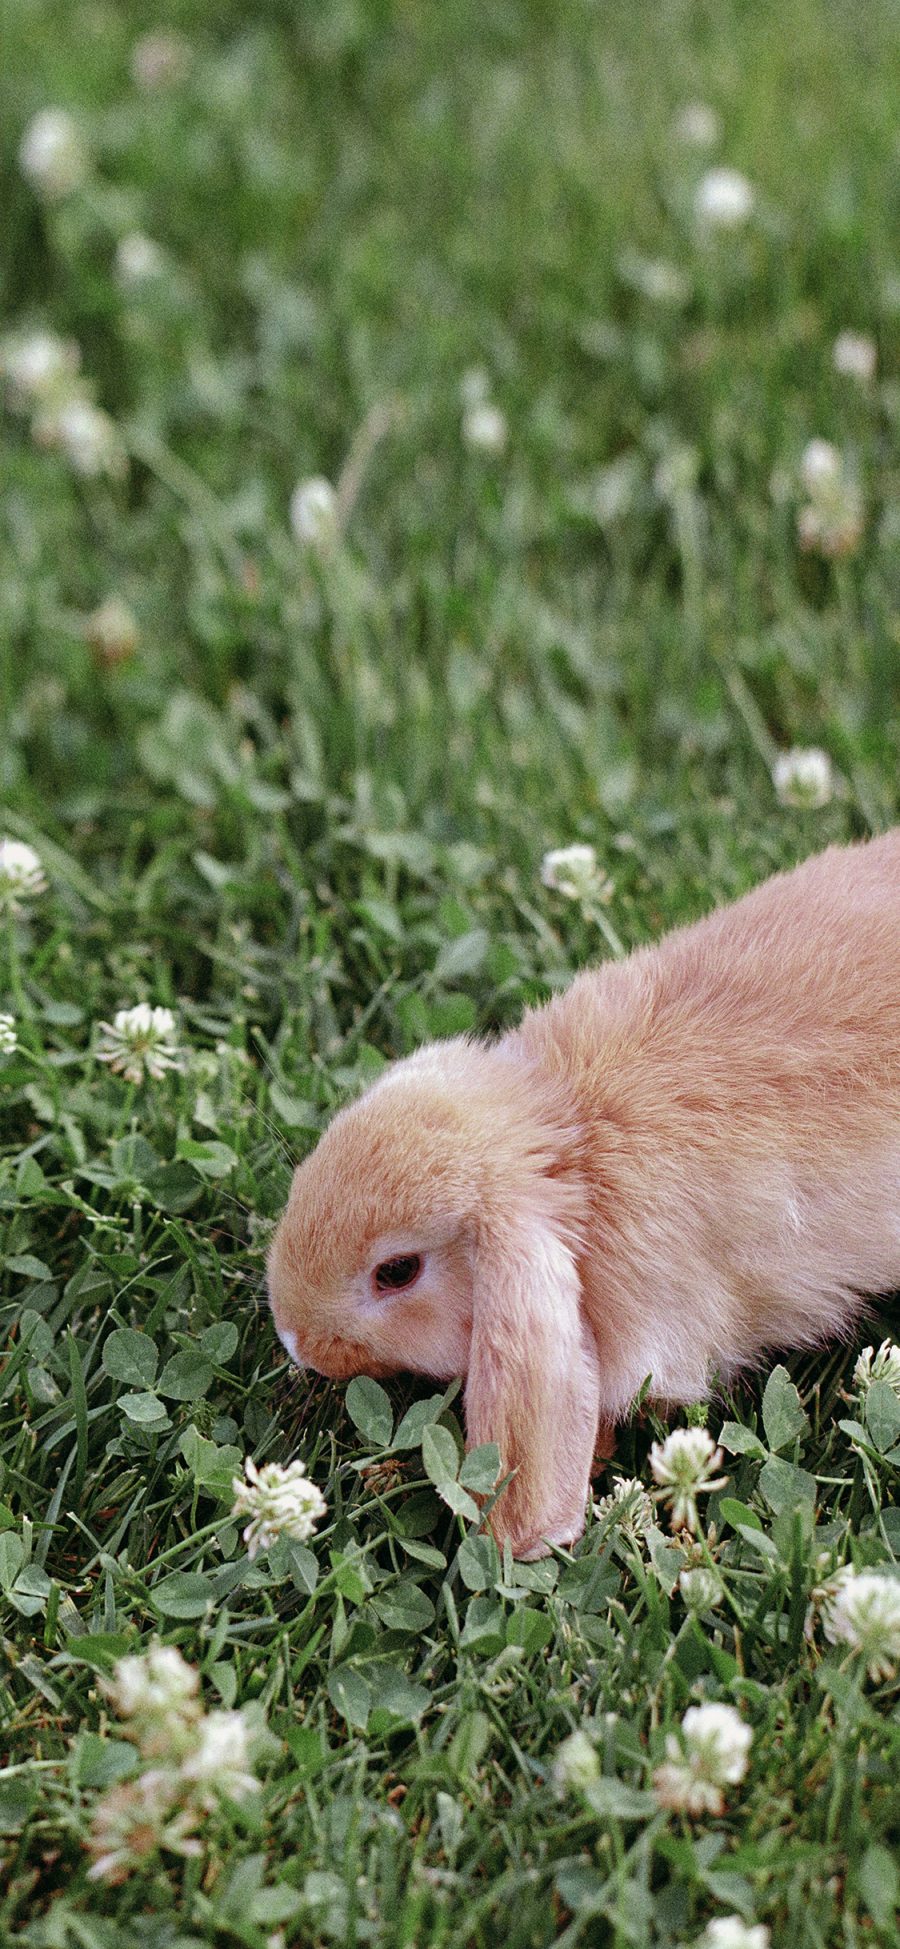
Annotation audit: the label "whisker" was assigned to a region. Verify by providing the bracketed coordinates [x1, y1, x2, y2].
[234, 1081, 303, 1171]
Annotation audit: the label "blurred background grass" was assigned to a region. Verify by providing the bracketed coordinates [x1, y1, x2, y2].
[3, 0, 898, 918]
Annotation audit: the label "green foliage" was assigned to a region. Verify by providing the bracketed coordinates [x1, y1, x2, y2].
[2, 0, 900, 1942]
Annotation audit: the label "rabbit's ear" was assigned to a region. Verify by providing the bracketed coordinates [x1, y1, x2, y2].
[464, 1211, 600, 1558]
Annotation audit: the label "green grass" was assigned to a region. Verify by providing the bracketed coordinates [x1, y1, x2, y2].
[2, 0, 900, 1941]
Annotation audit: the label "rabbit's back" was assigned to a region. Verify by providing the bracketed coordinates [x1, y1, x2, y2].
[522, 830, 900, 1131]
[512, 831, 900, 1416]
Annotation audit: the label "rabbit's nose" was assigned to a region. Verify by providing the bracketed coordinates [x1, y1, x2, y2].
[275, 1323, 306, 1369]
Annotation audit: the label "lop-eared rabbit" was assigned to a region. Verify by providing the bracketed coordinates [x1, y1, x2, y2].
[268, 832, 900, 1556]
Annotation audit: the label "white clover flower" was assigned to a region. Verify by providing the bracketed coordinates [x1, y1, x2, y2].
[807, 1562, 854, 1643]
[832, 331, 876, 383]
[0, 838, 48, 910]
[552, 1728, 600, 1795]
[19, 108, 88, 199]
[649, 1428, 727, 1533]
[679, 1566, 724, 1612]
[460, 366, 491, 408]
[796, 492, 863, 559]
[462, 401, 508, 454]
[232, 1455, 327, 1557]
[102, 1643, 202, 1759]
[652, 1756, 719, 1816]
[103, 1644, 200, 1738]
[290, 476, 339, 547]
[823, 1569, 900, 1682]
[90, 1650, 262, 1875]
[541, 844, 614, 906]
[771, 747, 834, 810]
[86, 596, 139, 666]
[35, 396, 127, 479]
[1, 329, 81, 407]
[674, 102, 722, 149]
[96, 1004, 182, 1085]
[796, 441, 863, 557]
[593, 1476, 654, 1541]
[854, 1340, 900, 1402]
[0, 1015, 17, 1056]
[698, 1920, 771, 1949]
[105, 1643, 199, 1722]
[680, 1699, 754, 1778]
[800, 439, 842, 494]
[179, 1709, 259, 1803]
[618, 251, 690, 305]
[131, 30, 192, 89]
[653, 1702, 752, 1816]
[116, 233, 166, 288]
[694, 168, 755, 230]
[86, 1770, 200, 1883]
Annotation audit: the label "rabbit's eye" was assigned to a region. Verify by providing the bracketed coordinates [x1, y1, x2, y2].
[374, 1254, 422, 1294]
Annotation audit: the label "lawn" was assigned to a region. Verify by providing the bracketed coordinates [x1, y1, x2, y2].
[1, 0, 900, 1942]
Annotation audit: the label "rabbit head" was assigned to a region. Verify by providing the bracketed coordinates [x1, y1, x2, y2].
[267, 1038, 600, 1556]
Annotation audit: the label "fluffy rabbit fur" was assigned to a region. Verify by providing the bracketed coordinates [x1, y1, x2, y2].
[268, 830, 900, 1557]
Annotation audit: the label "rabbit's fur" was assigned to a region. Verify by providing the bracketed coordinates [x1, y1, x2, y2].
[268, 830, 900, 1556]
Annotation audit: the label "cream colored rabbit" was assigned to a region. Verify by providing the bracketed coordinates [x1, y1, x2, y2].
[268, 830, 900, 1558]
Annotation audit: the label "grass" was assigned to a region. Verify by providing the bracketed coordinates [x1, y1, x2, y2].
[1, 0, 900, 1941]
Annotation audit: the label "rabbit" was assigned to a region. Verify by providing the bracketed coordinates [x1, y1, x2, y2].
[267, 828, 900, 1558]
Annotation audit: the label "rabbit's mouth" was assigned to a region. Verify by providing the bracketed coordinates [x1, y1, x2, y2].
[273, 1317, 391, 1381]
[299, 1331, 399, 1383]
